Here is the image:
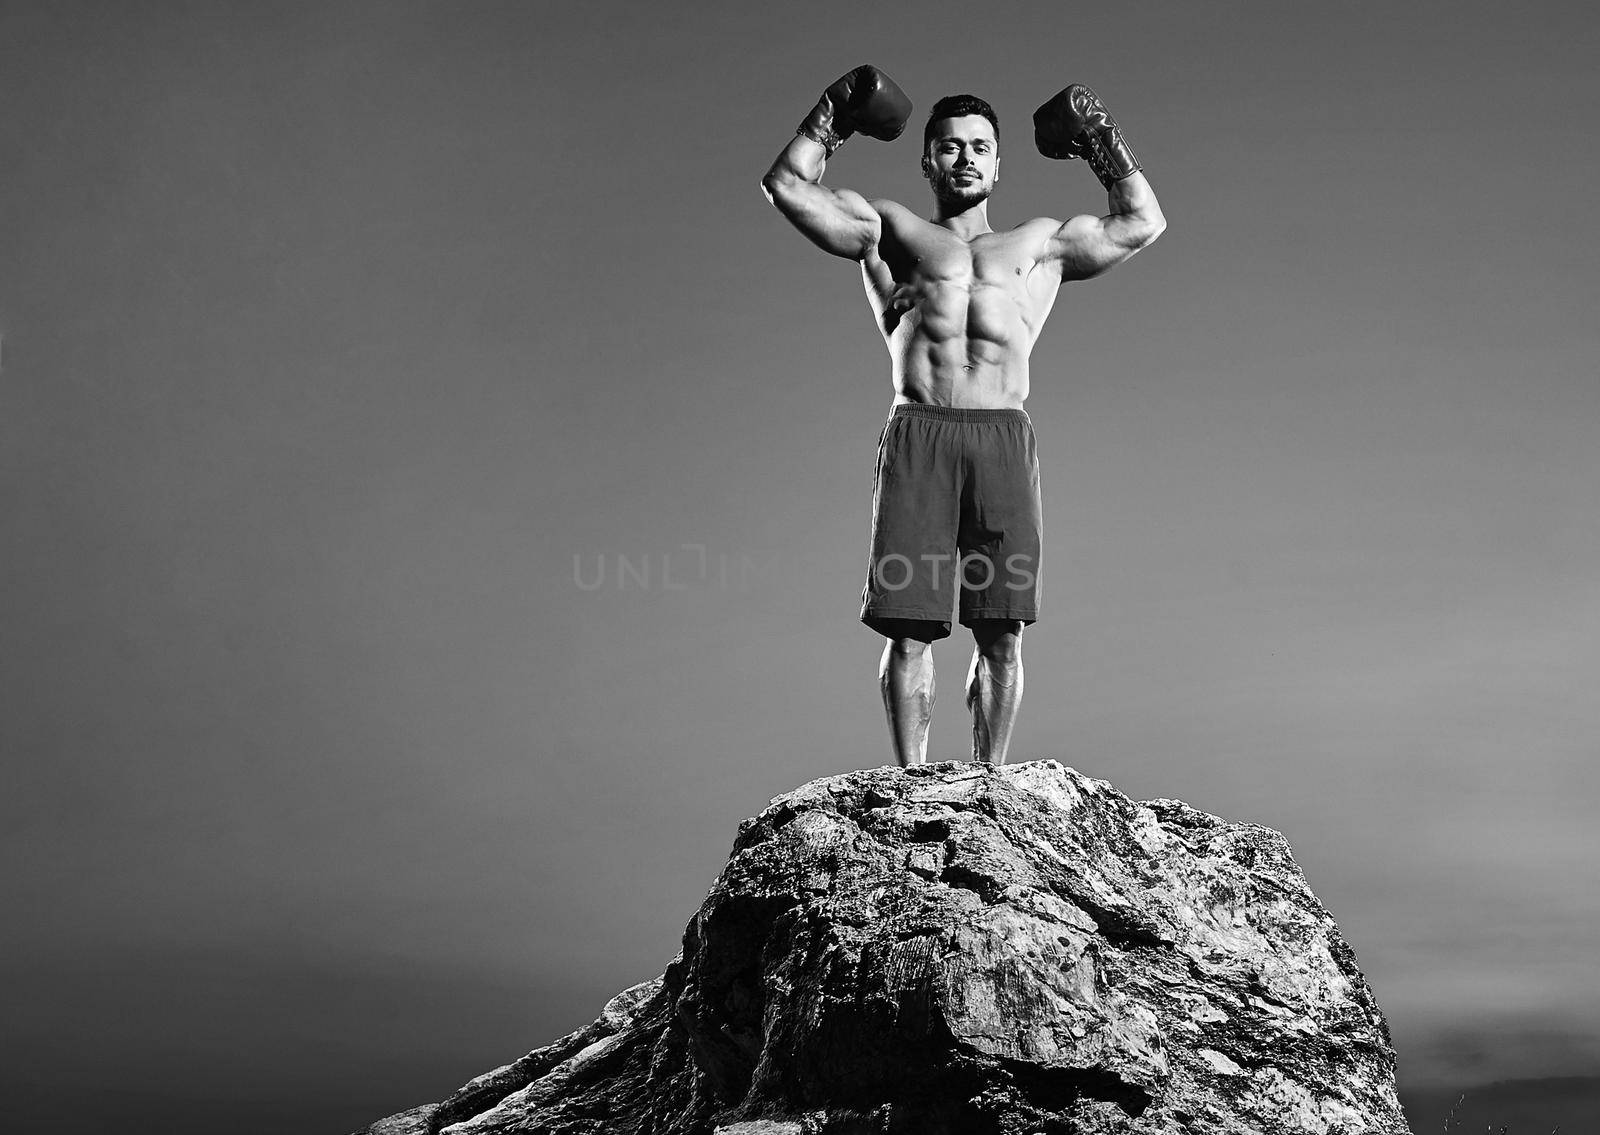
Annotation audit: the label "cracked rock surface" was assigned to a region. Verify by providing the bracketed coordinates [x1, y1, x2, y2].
[356, 760, 1408, 1134]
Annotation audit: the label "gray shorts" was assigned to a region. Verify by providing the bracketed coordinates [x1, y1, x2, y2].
[859, 404, 1042, 641]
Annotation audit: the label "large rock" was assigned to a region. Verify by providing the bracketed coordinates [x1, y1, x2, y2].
[358, 760, 1408, 1134]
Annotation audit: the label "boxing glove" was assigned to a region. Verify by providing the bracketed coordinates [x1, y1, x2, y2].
[1033, 84, 1142, 189]
[796, 65, 913, 157]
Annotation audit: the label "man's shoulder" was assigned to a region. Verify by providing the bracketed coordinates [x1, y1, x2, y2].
[867, 198, 926, 234]
[863, 200, 936, 263]
[1002, 217, 1070, 263]
[867, 197, 917, 218]
[1013, 216, 1064, 235]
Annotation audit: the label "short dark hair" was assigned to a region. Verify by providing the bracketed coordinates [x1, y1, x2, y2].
[923, 94, 1000, 152]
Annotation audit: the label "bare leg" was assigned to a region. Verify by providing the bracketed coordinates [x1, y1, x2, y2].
[965, 619, 1025, 764]
[880, 635, 936, 767]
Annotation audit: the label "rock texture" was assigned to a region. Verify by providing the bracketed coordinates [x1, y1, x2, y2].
[357, 760, 1408, 1134]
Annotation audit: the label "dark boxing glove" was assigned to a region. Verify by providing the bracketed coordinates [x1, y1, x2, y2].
[1033, 84, 1142, 189]
[796, 65, 913, 157]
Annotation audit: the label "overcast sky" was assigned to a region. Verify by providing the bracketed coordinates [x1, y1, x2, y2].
[4, 2, 1598, 1131]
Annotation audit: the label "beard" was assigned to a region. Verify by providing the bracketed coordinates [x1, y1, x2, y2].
[931, 171, 993, 206]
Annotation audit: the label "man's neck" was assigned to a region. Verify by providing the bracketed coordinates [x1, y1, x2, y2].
[932, 199, 993, 241]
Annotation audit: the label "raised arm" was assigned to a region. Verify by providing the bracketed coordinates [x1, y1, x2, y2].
[1034, 84, 1167, 281]
[760, 66, 913, 262]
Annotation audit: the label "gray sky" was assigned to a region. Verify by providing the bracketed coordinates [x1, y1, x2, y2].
[4, 1, 1599, 1129]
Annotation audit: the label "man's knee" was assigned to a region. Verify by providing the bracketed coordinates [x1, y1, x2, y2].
[972, 619, 1025, 666]
[888, 638, 933, 663]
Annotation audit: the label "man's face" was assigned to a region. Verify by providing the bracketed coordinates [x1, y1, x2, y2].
[923, 115, 999, 203]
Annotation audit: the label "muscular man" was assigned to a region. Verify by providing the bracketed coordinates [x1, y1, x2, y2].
[761, 66, 1166, 766]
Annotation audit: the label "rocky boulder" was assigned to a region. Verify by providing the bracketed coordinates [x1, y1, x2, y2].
[357, 760, 1408, 1134]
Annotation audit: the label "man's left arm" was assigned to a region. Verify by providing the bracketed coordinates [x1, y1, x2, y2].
[1035, 85, 1167, 281]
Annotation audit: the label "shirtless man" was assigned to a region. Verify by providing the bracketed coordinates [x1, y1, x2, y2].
[761, 66, 1166, 767]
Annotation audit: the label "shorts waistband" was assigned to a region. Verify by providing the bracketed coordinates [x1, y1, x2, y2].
[888, 403, 1031, 424]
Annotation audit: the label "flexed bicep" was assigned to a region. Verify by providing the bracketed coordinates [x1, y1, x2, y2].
[761, 155, 883, 260]
[1033, 83, 1167, 281]
[760, 66, 912, 262]
[1046, 211, 1147, 281]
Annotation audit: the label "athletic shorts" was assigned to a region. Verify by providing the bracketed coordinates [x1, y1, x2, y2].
[859, 404, 1042, 640]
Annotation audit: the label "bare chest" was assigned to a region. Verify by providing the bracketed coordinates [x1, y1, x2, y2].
[866, 227, 1058, 339]
[885, 230, 1032, 291]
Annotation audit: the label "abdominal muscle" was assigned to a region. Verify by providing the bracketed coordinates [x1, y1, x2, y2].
[885, 281, 1033, 409]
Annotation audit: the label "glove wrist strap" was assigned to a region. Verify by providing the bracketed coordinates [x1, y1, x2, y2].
[1085, 125, 1142, 190]
[797, 93, 854, 158]
[796, 122, 848, 157]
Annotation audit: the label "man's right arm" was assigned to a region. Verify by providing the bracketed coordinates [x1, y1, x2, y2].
[760, 65, 913, 262]
[761, 136, 883, 261]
